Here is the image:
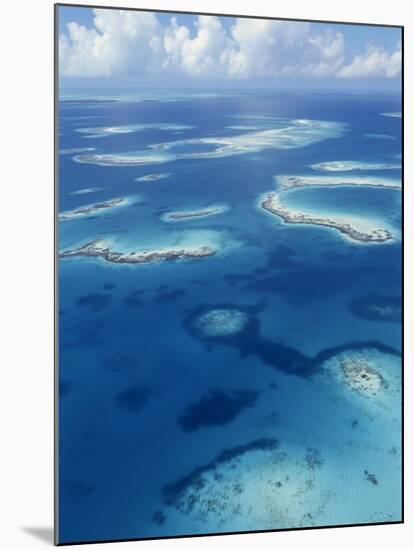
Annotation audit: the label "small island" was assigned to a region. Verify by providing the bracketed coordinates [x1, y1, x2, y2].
[59, 197, 127, 221]
[70, 187, 102, 196]
[277, 175, 401, 192]
[60, 147, 96, 155]
[380, 112, 401, 118]
[261, 193, 393, 243]
[135, 173, 170, 182]
[74, 151, 173, 166]
[310, 161, 400, 172]
[59, 239, 216, 265]
[163, 205, 227, 221]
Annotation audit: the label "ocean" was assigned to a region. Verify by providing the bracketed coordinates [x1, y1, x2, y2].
[57, 89, 402, 543]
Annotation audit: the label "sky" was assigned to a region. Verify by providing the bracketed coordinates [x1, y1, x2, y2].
[58, 6, 402, 92]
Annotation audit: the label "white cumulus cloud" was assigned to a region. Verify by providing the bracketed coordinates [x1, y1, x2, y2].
[59, 9, 401, 82]
[163, 16, 236, 77]
[337, 43, 401, 79]
[59, 10, 164, 77]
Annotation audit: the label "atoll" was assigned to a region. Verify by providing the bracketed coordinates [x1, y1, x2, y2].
[261, 193, 393, 243]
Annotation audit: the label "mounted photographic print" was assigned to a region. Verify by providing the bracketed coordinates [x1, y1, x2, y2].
[55, 3, 403, 545]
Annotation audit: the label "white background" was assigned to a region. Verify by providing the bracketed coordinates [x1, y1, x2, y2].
[0, 0, 411, 548]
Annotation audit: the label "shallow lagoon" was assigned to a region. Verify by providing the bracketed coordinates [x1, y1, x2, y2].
[58, 89, 402, 543]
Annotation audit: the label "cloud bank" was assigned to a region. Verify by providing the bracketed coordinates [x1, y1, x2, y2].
[59, 9, 401, 81]
[337, 44, 402, 79]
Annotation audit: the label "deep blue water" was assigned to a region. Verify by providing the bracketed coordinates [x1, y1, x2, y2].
[58, 90, 402, 543]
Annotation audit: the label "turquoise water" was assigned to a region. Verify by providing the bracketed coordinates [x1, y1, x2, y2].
[57, 90, 402, 544]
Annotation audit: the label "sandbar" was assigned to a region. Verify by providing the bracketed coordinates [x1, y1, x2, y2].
[77, 123, 194, 138]
[380, 112, 401, 118]
[135, 173, 170, 182]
